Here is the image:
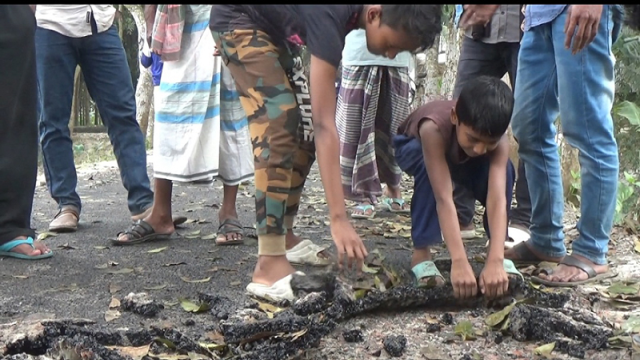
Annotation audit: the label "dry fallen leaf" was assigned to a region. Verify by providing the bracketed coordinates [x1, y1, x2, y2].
[184, 229, 202, 239]
[58, 243, 77, 250]
[105, 309, 121, 322]
[204, 331, 225, 344]
[105, 344, 151, 360]
[180, 276, 211, 283]
[109, 297, 121, 309]
[255, 301, 284, 318]
[109, 283, 122, 294]
[163, 262, 186, 267]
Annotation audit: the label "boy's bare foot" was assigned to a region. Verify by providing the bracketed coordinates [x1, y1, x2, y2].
[252, 255, 297, 286]
[411, 248, 445, 286]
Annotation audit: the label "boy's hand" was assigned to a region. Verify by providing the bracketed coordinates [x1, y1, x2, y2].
[479, 259, 509, 299]
[331, 218, 368, 271]
[451, 259, 478, 299]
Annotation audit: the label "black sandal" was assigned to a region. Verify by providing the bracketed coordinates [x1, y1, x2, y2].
[215, 218, 245, 246]
[110, 220, 175, 246]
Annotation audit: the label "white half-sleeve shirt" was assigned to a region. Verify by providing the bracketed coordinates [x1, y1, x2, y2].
[36, 5, 116, 38]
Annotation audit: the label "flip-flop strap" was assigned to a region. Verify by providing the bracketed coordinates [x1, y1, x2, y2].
[384, 197, 406, 207]
[502, 259, 524, 281]
[353, 204, 375, 211]
[560, 255, 597, 278]
[218, 218, 244, 235]
[411, 260, 444, 281]
[118, 220, 154, 240]
[0, 237, 35, 252]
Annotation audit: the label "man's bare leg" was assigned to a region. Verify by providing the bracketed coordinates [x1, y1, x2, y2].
[217, 184, 242, 243]
[117, 178, 174, 242]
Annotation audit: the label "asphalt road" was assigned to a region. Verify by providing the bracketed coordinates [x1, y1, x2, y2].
[0, 160, 420, 343]
[2, 158, 636, 360]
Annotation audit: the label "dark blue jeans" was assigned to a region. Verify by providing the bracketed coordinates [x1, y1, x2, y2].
[394, 134, 515, 248]
[36, 24, 153, 216]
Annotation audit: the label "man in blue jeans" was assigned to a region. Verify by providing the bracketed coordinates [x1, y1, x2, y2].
[460, 4, 622, 286]
[34, 5, 154, 232]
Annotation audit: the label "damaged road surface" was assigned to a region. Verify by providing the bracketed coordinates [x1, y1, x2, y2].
[0, 266, 620, 360]
[3, 161, 638, 359]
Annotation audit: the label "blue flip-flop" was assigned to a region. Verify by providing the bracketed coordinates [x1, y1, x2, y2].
[381, 197, 410, 214]
[412, 260, 446, 288]
[0, 237, 54, 260]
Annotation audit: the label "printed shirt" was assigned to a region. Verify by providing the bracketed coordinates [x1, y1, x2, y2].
[36, 5, 116, 38]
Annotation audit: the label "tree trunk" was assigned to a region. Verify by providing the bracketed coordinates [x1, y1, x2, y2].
[124, 4, 154, 140]
[148, 91, 155, 146]
[69, 66, 82, 133]
[424, 35, 444, 101]
[439, 25, 462, 98]
[118, 5, 125, 39]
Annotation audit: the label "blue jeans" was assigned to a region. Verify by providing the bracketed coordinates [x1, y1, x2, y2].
[511, 5, 621, 265]
[36, 25, 153, 216]
[394, 135, 515, 248]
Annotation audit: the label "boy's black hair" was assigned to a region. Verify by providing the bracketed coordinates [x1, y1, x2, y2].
[455, 76, 514, 139]
[380, 5, 443, 52]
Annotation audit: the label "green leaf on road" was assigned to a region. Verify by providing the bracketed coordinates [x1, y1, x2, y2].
[148, 246, 168, 254]
[179, 298, 210, 313]
[154, 337, 177, 349]
[485, 302, 517, 328]
[607, 282, 640, 296]
[533, 342, 555, 358]
[361, 263, 380, 274]
[454, 320, 476, 341]
[36, 232, 57, 241]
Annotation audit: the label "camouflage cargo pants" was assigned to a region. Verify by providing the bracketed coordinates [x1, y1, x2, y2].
[213, 29, 315, 238]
